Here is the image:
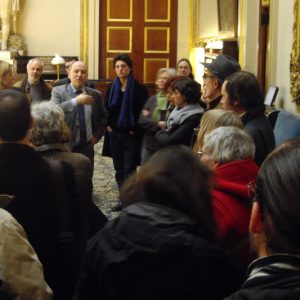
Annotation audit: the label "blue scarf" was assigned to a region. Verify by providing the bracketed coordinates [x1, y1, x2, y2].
[108, 74, 136, 128]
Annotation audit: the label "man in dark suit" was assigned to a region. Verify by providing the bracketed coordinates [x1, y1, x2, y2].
[51, 61, 107, 170]
[0, 90, 96, 299]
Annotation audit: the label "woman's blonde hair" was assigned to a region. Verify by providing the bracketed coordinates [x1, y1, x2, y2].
[0, 61, 12, 89]
[192, 109, 243, 153]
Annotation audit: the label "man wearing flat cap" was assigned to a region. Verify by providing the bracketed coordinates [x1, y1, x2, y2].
[202, 54, 241, 110]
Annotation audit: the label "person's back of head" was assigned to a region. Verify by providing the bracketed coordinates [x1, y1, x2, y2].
[203, 109, 243, 129]
[224, 71, 264, 111]
[255, 138, 300, 255]
[120, 145, 216, 242]
[193, 109, 243, 153]
[202, 126, 255, 165]
[0, 90, 31, 142]
[31, 101, 71, 146]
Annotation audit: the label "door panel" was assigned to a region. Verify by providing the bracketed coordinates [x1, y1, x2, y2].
[145, 0, 170, 21]
[107, 27, 132, 53]
[108, 0, 132, 21]
[99, 0, 177, 83]
[143, 58, 169, 83]
[144, 27, 170, 53]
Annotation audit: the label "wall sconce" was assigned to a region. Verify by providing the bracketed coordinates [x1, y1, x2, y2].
[204, 39, 223, 61]
[51, 54, 65, 81]
[205, 40, 223, 50]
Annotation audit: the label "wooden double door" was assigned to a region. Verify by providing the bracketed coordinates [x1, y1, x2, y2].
[99, 0, 178, 83]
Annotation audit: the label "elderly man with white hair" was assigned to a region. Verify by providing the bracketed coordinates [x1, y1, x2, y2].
[14, 58, 53, 103]
[201, 126, 259, 268]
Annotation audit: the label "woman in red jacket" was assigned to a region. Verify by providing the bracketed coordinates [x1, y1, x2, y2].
[201, 126, 259, 266]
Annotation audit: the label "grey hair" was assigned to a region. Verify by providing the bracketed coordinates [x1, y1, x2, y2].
[31, 101, 70, 146]
[203, 126, 255, 164]
[157, 67, 177, 78]
[27, 58, 44, 70]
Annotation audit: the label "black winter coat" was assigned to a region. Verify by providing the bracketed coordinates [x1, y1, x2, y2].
[0, 143, 105, 300]
[155, 113, 202, 147]
[226, 254, 300, 300]
[241, 105, 275, 166]
[74, 202, 244, 300]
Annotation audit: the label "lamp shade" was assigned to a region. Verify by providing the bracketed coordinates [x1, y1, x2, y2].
[51, 54, 65, 65]
[205, 40, 223, 50]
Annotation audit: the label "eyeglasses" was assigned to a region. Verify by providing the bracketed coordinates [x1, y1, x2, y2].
[247, 180, 257, 202]
[197, 150, 204, 159]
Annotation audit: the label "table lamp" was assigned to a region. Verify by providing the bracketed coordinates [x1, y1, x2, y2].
[51, 54, 65, 81]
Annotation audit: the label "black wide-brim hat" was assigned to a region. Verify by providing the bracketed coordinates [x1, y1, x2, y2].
[202, 54, 241, 84]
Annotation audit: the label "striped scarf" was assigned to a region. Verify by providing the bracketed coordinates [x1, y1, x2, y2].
[242, 254, 300, 290]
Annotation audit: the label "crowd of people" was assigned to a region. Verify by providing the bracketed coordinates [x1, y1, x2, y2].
[0, 52, 299, 300]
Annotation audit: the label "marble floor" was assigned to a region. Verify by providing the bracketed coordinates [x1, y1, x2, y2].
[93, 140, 120, 220]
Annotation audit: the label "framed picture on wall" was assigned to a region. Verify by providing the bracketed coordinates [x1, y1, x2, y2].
[217, 0, 238, 38]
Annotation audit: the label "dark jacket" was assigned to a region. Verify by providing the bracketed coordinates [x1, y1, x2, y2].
[73, 202, 244, 300]
[105, 80, 148, 133]
[0, 143, 98, 299]
[13, 76, 52, 102]
[206, 95, 223, 110]
[155, 113, 202, 147]
[226, 255, 300, 300]
[102, 79, 148, 157]
[242, 112, 275, 166]
[37, 143, 108, 236]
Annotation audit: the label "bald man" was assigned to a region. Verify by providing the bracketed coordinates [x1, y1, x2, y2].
[54, 59, 96, 88]
[51, 61, 107, 169]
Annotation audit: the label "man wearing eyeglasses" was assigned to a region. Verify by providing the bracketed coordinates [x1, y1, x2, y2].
[202, 54, 241, 110]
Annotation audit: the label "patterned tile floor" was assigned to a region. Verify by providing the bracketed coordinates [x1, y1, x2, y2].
[93, 141, 120, 220]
